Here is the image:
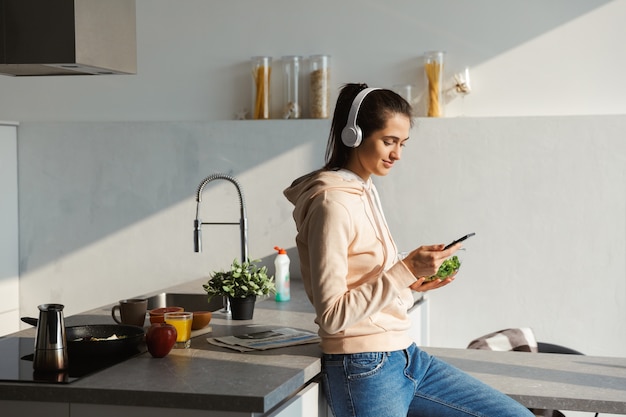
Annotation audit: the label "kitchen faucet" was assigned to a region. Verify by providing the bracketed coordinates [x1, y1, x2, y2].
[194, 173, 249, 314]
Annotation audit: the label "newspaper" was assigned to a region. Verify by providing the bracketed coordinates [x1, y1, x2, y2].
[207, 327, 320, 352]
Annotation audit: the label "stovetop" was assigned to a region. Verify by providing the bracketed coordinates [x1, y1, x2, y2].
[0, 336, 140, 384]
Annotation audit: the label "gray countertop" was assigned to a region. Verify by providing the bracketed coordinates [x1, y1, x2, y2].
[1, 279, 625, 415]
[422, 346, 626, 415]
[0, 279, 323, 414]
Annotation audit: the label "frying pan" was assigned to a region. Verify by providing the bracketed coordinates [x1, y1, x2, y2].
[22, 317, 145, 357]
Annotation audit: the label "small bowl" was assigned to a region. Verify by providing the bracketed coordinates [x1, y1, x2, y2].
[149, 306, 184, 324]
[426, 248, 465, 281]
[191, 311, 212, 330]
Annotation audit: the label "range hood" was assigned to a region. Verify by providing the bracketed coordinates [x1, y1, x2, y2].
[0, 0, 136, 76]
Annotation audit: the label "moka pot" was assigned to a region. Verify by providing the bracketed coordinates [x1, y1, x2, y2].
[33, 303, 68, 372]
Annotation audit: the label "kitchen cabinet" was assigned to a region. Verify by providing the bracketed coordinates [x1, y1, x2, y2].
[0, 122, 19, 337]
[267, 382, 328, 417]
[64, 381, 327, 417]
[1, 400, 68, 417]
[0, 382, 328, 417]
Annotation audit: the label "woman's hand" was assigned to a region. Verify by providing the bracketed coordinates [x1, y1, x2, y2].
[401, 244, 461, 291]
[409, 274, 455, 292]
[401, 244, 459, 276]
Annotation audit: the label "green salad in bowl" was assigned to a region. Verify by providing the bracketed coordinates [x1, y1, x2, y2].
[426, 249, 465, 281]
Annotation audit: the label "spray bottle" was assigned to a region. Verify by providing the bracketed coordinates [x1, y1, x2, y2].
[273, 246, 290, 302]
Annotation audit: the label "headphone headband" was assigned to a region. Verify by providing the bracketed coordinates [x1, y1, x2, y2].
[341, 87, 381, 147]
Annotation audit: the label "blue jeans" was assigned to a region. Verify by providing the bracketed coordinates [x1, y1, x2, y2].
[322, 343, 534, 417]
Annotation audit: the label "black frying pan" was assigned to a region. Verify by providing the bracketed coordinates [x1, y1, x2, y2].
[22, 317, 145, 357]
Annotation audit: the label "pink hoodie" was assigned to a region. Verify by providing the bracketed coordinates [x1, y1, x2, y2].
[284, 169, 418, 354]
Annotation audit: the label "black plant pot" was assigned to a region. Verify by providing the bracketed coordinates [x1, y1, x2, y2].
[229, 295, 256, 320]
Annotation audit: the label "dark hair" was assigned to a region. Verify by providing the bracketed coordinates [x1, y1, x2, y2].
[324, 83, 413, 170]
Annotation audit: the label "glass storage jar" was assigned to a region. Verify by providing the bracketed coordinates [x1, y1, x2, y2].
[392, 84, 418, 108]
[251, 56, 272, 119]
[309, 54, 330, 119]
[423, 51, 445, 117]
[282, 56, 302, 119]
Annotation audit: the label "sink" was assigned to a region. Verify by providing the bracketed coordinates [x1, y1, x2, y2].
[145, 293, 223, 312]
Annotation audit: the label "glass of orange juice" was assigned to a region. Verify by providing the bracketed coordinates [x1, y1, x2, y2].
[164, 312, 193, 348]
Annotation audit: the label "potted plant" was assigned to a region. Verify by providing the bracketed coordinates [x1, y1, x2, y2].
[203, 258, 275, 320]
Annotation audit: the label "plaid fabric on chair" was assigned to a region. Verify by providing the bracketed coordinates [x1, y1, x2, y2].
[467, 327, 538, 352]
[467, 328, 589, 417]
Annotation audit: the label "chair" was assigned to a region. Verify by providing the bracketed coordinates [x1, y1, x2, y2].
[537, 342, 584, 355]
[467, 328, 595, 417]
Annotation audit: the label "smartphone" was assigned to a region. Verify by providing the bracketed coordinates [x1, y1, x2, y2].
[443, 232, 475, 250]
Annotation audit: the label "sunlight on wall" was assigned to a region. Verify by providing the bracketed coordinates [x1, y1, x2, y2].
[452, 1, 625, 117]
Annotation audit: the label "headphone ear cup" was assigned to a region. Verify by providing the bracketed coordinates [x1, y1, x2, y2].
[342, 87, 379, 148]
[341, 126, 361, 147]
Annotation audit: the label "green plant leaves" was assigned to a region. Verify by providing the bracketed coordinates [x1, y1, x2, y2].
[203, 258, 276, 299]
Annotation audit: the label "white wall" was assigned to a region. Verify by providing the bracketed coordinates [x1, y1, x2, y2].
[2, 1, 626, 358]
[0, 124, 19, 336]
[15, 120, 327, 320]
[384, 116, 626, 357]
[15, 117, 626, 360]
[0, 0, 624, 120]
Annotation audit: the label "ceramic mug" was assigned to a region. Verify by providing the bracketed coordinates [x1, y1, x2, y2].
[111, 298, 147, 327]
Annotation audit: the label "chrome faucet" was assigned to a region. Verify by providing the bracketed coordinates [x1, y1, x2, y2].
[194, 173, 249, 314]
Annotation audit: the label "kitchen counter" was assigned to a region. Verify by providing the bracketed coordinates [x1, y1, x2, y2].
[2, 280, 624, 416]
[425, 347, 626, 415]
[0, 279, 323, 415]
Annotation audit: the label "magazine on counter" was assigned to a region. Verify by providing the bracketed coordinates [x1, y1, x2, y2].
[207, 327, 320, 352]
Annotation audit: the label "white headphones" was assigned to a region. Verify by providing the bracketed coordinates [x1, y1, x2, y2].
[341, 87, 381, 147]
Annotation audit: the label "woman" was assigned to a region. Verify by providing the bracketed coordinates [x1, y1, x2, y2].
[283, 83, 533, 417]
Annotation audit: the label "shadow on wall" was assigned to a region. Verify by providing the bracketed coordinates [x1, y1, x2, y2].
[17, 120, 327, 274]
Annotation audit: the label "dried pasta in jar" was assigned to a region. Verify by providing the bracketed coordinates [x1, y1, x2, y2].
[252, 56, 272, 119]
[423, 51, 445, 117]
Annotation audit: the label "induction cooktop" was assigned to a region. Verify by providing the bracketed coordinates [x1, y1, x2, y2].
[0, 336, 140, 384]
